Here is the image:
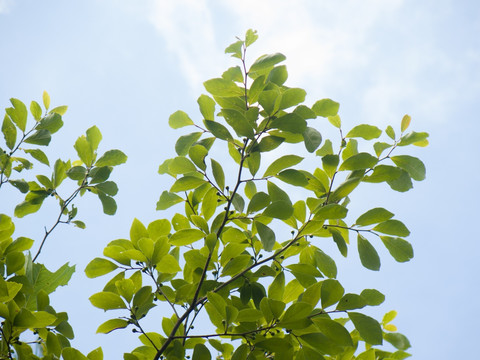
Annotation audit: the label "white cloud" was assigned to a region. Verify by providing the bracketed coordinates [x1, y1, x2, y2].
[0, 0, 11, 13]
[147, 0, 225, 94]
[145, 0, 475, 127]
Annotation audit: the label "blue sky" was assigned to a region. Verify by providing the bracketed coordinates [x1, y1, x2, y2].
[1, 0, 479, 358]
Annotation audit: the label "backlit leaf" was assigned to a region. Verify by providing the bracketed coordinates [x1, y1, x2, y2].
[90, 292, 126, 310]
[312, 98, 339, 117]
[357, 234, 380, 271]
[157, 191, 183, 210]
[373, 220, 410, 237]
[381, 236, 414, 262]
[169, 110, 194, 129]
[97, 318, 129, 334]
[85, 258, 118, 278]
[204, 120, 233, 141]
[390, 155, 426, 181]
[95, 150, 127, 167]
[175, 132, 202, 156]
[355, 208, 394, 226]
[263, 155, 303, 177]
[303, 127, 322, 153]
[348, 312, 383, 345]
[339, 153, 378, 171]
[169, 229, 205, 246]
[249, 53, 286, 75]
[204, 78, 244, 97]
[255, 221, 275, 251]
[346, 124, 382, 140]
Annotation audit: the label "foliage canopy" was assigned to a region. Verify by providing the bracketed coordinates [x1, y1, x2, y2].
[0, 30, 428, 359]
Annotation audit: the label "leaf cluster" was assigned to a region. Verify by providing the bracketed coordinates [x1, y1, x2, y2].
[85, 30, 427, 360]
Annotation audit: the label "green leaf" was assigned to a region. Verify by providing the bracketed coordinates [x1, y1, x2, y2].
[355, 207, 394, 226]
[387, 169, 413, 192]
[364, 165, 402, 183]
[169, 110, 194, 129]
[30, 101, 42, 121]
[329, 229, 348, 257]
[336, 293, 367, 311]
[249, 53, 286, 75]
[322, 154, 339, 178]
[50, 105, 68, 115]
[95, 181, 118, 196]
[204, 78, 244, 97]
[96, 318, 129, 334]
[339, 153, 378, 171]
[360, 289, 385, 306]
[400, 114, 411, 132]
[221, 109, 254, 139]
[197, 95, 216, 120]
[211, 159, 225, 191]
[95, 150, 127, 167]
[277, 169, 309, 187]
[236, 308, 263, 322]
[314, 249, 337, 278]
[221, 255, 251, 277]
[2, 115, 17, 150]
[89, 291, 126, 310]
[279, 88, 306, 110]
[270, 113, 307, 134]
[245, 29, 258, 47]
[43, 91, 50, 110]
[348, 312, 383, 345]
[175, 132, 202, 156]
[312, 98, 339, 117]
[258, 135, 284, 152]
[263, 155, 303, 177]
[9, 179, 29, 193]
[321, 279, 344, 309]
[98, 192, 117, 215]
[74, 135, 94, 165]
[316, 139, 334, 156]
[247, 192, 270, 214]
[330, 177, 361, 203]
[7, 98, 28, 132]
[24, 148, 49, 166]
[37, 112, 63, 134]
[303, 127, 322, 153]
[279, 302, 313, 327]
[24, 129, 51, 146]
[346, 124, 382, 140]
[373, 220, 410, 237]
[225, 40, 243, 58]
[263, 201, 293, 220]
[192, 343, 211, 360]
[6, 236, 34, 253]
[314, 204, 348, 220]
[373, 142, 392, 157]
[85, 258, 118, 278]
[204, 120, 233, 141]
[25, 262, 75, 309]
[398, 131, 429, 146]
[381, 236, 414, 262]
[86, 126, 102, 151]
[268, 272, 285, 300]
[169, 229, 205, 246]
[390, 155, 426, 181]
[6, 251, 25, 275]
[170, 176, 206, 192]
[157, 191, 183, 210]
[168, 156, 197, 175]
[267, 65, 288, 86]
[384, 332, 411, 350]
[255, 221, 276, 251]
[189, 144, 208, 171]
[357, 234, 380, 271]
[386, 125, 396, 140]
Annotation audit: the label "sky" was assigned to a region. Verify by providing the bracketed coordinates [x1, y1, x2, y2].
[1, 0, 479, 358]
